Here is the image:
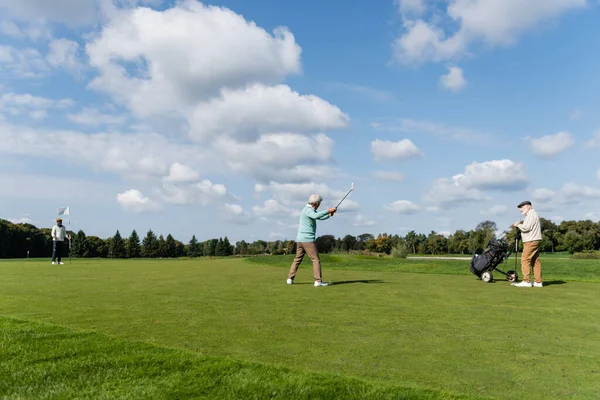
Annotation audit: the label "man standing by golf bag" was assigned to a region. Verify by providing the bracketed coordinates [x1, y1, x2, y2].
[512, 201, 543, 287]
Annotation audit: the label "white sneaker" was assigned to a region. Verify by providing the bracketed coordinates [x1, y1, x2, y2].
[533, 282, 543, 288]
[314, 281, 328, 287]
[511, 281, 532, 287]
[59, 262, 64, 265]
[286, 279, 293, 285]
[51, 262, 56, 265]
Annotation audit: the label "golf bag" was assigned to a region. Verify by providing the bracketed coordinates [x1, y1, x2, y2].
[470, 232, 518, 283]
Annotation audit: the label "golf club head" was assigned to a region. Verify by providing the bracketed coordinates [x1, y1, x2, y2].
[351, 182, 354, 190]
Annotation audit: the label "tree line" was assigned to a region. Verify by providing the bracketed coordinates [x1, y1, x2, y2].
[1, 217, 599, 259]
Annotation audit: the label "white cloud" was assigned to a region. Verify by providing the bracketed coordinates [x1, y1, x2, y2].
[255, 184, 266, 193]
[0, 45, 48, 77]
[188, 84, 348, 143]
[29, 109, 47, 120]
[252, 199, 295, 217]
[425, 178, 489, 209]
[0, 172, 115, 201]
[481, 205, 508, 216]
[86, 2, 303, 118]
[551, 216, 564, 223]
[329, 83, 394, 102]
[372, 118, 495, 144]
[533, 188, 557, 202]
[164, 162, 200, 183]
[46, 39, 84, 73]
[597, 168, 600, 180]
[67, 107, 126, 126]
[352, 215, 376, 227]
[373, 171, 405, 181]
[264, 182, 358, 211]
[439, 66, 466, 92]
[452, 160, 528, 191]
[117, 189, 162, 213]
[585, 212, 600, 222]
[586, 130, 600, 148]
[526, 131, 574, 157]
[385, 200, 421, 214]
[220, 203, 254, 225]
[560, 182, 600, 201]
[0, 92, 72, 110]
[214, 133, 336, 183]
[0, 92, 73, 121]
[570, 109, 582, 120]
[158, 180, 229, 206]
[0, 123, 207, 181]
[372, 138, 422, 161]
[8, 216, 33, 224]
[0, 0, 99, 26]
[393, 0, 587, 65]
[396, 0, 426, 15]
[0, 20, 22, 37]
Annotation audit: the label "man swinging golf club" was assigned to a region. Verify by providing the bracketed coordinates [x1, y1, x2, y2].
[287, 194, 337, 287]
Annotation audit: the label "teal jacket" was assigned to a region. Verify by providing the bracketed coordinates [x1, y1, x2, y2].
[296, 204, 331, 242]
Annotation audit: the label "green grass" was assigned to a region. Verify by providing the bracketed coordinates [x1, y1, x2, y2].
[1, 256, 600, 399]
[0, 317, 463, 400]
[247, 253, 600, 282]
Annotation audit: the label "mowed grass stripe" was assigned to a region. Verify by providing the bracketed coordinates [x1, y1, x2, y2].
[0, 316, 472, 400]
[246, 253, 600, 283]
[1, 257, 599, 399]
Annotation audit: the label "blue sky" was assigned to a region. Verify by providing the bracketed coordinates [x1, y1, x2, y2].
[1, 0, 599, 243]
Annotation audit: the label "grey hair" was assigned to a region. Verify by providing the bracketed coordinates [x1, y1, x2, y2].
[308, 194, 322, 205]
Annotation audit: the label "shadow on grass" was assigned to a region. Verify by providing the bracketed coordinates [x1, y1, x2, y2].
[328, 279, 385, 286]
[544, 280, 567, 286]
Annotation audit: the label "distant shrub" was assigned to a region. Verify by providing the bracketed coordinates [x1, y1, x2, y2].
[572, 251, 600, 259]
[391, 244, 409, 259]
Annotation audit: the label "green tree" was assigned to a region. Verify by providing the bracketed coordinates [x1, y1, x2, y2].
[126, 230, 141, 258]
[315, 235, 336, 253]
[221, 237, 234, 256]
[188, 235, 199, 257]
[342, 235, 357, 252]
[109, 230, 127, 258]
[165, 234, 177, 257]
[141, 229, 159, 258]
[235, 240, 248, 255]
[71, 230, 90, 258]
[157, 235, 167, 258]
[405, 231, 418, 254]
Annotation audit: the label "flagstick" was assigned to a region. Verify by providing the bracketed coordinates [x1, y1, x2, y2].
[69, 213, 72, 264]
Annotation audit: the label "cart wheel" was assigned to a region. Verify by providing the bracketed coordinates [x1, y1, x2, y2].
[481, 271, 493, 283]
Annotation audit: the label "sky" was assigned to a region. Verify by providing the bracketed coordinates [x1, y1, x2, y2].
[1, 0, 599, 243]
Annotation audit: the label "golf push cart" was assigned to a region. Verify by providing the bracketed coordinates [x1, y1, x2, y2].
[470, 229, 520, 283]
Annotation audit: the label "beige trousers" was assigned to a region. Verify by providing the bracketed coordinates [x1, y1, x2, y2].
[521, 241, 542, 283]
[287, 242, 322, 282]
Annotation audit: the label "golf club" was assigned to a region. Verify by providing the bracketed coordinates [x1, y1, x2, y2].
[335, 182, 354, 209]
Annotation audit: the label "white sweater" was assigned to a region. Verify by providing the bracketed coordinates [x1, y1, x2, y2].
[51, 225, 67, 241]
[517, 209, 543, 242]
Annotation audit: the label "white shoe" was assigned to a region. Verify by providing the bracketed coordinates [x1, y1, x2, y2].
[59, 262, 64, 265]
[51, 262, 56, 265]
[511, 281, 532, 287]
[314, 281, 328, 287]
[286, 279, 293, 285]
[533, 282, 543, 288]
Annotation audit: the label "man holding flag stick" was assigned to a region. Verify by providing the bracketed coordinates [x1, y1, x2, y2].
[52, 207, 72, 265]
